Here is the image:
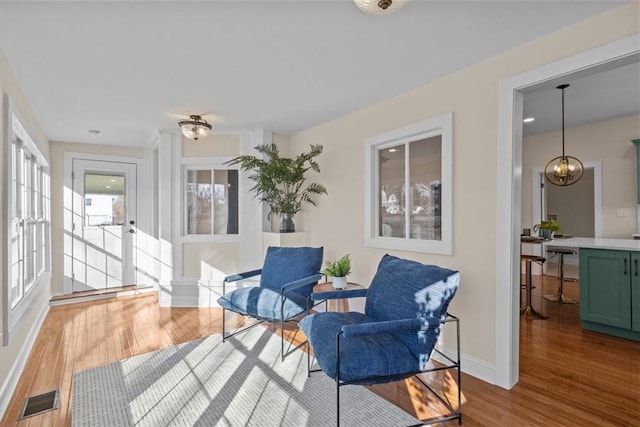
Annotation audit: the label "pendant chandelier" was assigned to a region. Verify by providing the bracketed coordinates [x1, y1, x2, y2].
[354, 0, 409, 14]
[544, 84, 583, 186]
[178, 115, 212, 141]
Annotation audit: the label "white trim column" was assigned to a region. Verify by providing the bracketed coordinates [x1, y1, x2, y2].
[239, 130, 271, 271]
[158, 130, 178, 289]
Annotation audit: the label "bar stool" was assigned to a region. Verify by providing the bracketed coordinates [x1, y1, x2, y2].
[521, 254, 549, 319]
[544, 248, 578, 304]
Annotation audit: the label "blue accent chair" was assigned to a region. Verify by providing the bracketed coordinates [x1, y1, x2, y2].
[299, 254, 461, 426]
[218, 246, 323, 360]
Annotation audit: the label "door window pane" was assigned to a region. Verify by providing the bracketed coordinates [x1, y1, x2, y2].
[84, 174, 125, 226]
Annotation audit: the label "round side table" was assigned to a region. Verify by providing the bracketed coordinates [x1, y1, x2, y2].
[313, 282, 364, 312]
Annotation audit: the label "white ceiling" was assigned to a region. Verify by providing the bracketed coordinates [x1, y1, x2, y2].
[0, 0, 627, 146]
[523, 60, 640, 136]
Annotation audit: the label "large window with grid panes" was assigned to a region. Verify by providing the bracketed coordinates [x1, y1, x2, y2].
[4, 107, 51, 344]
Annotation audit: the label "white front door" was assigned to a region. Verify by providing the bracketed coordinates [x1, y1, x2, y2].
[71, 159, 137, 291]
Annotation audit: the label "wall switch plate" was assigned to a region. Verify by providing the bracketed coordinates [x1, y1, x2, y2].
[616, 208, 629, 217]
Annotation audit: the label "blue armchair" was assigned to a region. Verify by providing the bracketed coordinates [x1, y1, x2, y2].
[299, 254, 461, 426]
[217, 246, 323, 360]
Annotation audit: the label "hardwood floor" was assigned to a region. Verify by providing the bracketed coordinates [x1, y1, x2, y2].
[2, 275, 639, 426]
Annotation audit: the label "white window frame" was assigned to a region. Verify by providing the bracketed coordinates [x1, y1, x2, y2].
[2, 95, 51, 346]
[364, 113, 453, 255]
[180, 157, 240, 244]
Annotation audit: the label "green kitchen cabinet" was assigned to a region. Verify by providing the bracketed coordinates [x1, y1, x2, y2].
[579, 248, 640, 340]
[632, 252, 640, 332]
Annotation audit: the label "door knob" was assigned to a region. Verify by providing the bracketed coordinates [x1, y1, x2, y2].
[129, 229, 135, 234]
[129, 220, 135, 225]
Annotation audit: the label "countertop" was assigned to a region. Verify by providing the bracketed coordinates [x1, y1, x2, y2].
[541, 237, 640, 251]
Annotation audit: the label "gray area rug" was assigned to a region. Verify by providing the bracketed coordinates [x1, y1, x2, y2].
[72, 327, 420, 426]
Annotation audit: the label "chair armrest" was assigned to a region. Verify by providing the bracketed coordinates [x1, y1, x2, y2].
[340, 317, 441, 338]
[281, 273, 323, 294]
[310, 288, 368, 301]
[224, 269, 262, 283]
[223, 269, 262, 294]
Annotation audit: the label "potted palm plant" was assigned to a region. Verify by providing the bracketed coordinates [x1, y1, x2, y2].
[322, 254, 351, 289]
[225, 144, 327, 232]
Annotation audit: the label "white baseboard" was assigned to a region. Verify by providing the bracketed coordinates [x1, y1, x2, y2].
[433, 347, 496, 385]
[0, 302, 50, 419]
[159, 279, 259, 307]
[49, 286, 156, 307]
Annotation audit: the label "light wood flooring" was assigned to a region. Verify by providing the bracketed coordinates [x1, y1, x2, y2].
[2, 275, 639, 426]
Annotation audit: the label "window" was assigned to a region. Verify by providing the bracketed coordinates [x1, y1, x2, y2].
[185, 168, 238, 235]
[365, 113, 453, 255]
[3, 105, 51, 344]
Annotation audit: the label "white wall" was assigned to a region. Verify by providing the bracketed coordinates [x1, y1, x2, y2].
[523, 114, 639, 239]
[289, 3, 639, 379]
[546, 168, 595, 237]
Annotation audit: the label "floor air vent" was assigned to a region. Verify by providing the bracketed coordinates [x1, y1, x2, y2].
[18, 389, 59, 419]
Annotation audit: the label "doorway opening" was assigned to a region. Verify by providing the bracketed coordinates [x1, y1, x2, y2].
[528, 163, 603, 274]
[495, 35, 639, 389]
[63, 153, 148, 295]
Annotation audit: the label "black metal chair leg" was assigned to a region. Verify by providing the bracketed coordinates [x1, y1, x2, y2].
[222, 307, 226, 342]
[336, 380, 340, 427]
[336, 331, 341, 427]
[281, 317, 285, 362]
[307, 342, 311, 377]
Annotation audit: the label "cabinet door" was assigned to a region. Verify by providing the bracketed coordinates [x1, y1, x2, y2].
[632, 252, 640, 332]
[579, 249, 631, 329]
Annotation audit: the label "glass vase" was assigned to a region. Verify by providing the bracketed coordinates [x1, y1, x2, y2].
[279, 213, 295, 233]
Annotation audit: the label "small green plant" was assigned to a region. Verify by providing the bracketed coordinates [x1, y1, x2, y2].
[322, 254, 351, 277]
[540, 219, 561, 232]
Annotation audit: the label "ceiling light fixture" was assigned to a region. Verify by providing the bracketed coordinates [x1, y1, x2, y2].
[354, 0, 409, 14]
[544, 84, 583, 187]
[523, 117, 535, 123]
[178, 115, 212, 141]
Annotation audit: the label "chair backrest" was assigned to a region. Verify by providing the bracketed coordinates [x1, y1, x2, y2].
[260, 246, 323, 293]
[365, 254, 460, 359]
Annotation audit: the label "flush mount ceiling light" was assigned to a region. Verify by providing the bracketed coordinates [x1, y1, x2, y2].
[544, 84, 584, 187]
[354, 0, 409, 14]
[178, 115, 212, 141]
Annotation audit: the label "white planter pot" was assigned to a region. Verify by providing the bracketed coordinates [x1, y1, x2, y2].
[332, 276, 347, 289]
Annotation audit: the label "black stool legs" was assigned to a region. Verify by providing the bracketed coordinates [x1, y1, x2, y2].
[544, 249, 578, 304]
[521, 255, 549, 319]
